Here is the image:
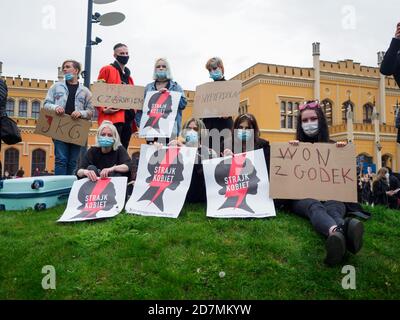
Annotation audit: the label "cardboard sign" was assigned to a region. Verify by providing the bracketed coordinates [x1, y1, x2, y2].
[125, 144, 197, 218]
[58, 177, 127, 222]
[35, 109, 90, 146]
[193, 80, 242, 118]
[139, 91, 182, 138]
[203, 149, 276, 218]
[269, 143, 357, 202]
[91, 82, 145, 110]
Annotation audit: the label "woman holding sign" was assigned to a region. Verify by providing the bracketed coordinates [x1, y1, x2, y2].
[135, 58, 187, 142]
[169, 117, 217, 203]
[222, 113, 270, 173]
[289, 100, 364, 266]
[203, 57, 234, 154]
[76, 121, 132, 182]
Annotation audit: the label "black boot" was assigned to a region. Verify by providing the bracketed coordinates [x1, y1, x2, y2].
[343, 218, 364, 254]
[324, 227, 346, 267]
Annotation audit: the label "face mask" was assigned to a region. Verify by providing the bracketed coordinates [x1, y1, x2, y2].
[237, 129, 252, 141]
[385, 173, 390, 179]
[98, 136, 114, 148]
[64, 73, 74, 81]
[302, 121, 319, 137]
[116, 55, 129, 65]
[155, 70, 168, 80]
[185, 130, 199, 144]
[209, 69, 223, 81]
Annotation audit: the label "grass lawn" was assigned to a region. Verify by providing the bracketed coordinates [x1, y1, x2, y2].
[0, 203, 399, 300]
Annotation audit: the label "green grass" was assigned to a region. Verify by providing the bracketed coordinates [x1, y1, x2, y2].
[0, 204, 399, 299]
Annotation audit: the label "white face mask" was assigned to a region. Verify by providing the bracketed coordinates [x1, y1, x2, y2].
[385, 173, 390, 180]
[302, 121, 319, 137]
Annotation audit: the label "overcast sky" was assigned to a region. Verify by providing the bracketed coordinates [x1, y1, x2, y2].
[0, 0, 399, 90]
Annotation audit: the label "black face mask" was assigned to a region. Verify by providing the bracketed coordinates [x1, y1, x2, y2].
[116, 55, 129, 65]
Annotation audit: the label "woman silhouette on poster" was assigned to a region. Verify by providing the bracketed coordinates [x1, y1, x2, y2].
[214, 155, 260, 213]
[144, 91, 173, 132]
[138, 148, 184, 211]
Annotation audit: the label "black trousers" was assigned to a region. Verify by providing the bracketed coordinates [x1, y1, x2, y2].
[114, 122, 132, 151]
[291, 199, 346, 237]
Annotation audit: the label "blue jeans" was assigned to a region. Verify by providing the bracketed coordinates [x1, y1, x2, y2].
[53, 139, 81, 175]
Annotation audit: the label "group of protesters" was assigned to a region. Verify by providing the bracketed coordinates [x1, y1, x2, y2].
[1, 22, 400, 266]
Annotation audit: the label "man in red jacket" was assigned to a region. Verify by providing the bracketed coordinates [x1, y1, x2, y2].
[97, 43, 137, 150]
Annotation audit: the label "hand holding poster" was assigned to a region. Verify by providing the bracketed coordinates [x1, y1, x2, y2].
[35, 109, 90, 146]
[203, 149, 276, 218]
[58, 177, 127, 222]
[269, 142, 357, 202]
[91, 82, 145, 110]
[126, 144, 196, 218]
[139, 91, 182, 138]
[193, 80, 242, 118]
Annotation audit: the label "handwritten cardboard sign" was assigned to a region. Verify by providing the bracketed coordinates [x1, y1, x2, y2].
[193, 80, 242, 118]
[91, 82, 145, 110]
[269, 143, 357, 202]
[35, 109, 91, 146]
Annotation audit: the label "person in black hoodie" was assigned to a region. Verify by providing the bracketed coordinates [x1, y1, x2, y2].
[289, 100, 364, 266]
[0, 79, 8, 172]
[202, 57, 234, 154]
[380, 22, 400, 87]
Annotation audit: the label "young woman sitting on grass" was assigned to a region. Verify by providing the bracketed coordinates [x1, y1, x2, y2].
[288, 100, 364, 266]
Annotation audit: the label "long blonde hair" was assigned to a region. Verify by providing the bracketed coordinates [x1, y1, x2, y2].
[96, 120, 122, 151]
[373, 167, 388, 184]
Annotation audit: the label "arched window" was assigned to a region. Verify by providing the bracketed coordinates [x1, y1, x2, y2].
[6, 99, 15, 116]
[19, 99, 28, 117]
[363, 103, 374, 124]
[31, 101, 41, 119]
[4, 148, 19, 176]
[31, 149, 46, 174]
[321, 99, 333, 126]
[342, 100, 354, 122]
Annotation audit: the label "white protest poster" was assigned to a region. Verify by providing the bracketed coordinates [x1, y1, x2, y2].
[203, 149, 276, 218]
[58, 177, 127, 222]
[139, 90, 182, 138]
[126, 144, 197, 218]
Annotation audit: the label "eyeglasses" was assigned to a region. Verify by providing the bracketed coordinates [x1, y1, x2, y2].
[299, 100, 320, 111]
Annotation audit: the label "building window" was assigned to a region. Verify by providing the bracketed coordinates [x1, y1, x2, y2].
[6, 99, 15, 116]
[342, 100, 354, 122]
[31, 101, 41, 119]
[321, 99, 333, 126]
[363, 103, 373, 124]
[19, 99, 28, 117]
[4, 148, 19, 176]
[280, 100, 299, 129]
[238, 102, 248, 115]
[31, 149, 46, 174]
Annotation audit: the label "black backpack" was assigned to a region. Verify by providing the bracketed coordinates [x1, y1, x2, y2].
[0, 115, 22, 146]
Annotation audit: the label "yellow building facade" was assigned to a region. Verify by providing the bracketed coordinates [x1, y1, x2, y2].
[1, 43, 400, 176]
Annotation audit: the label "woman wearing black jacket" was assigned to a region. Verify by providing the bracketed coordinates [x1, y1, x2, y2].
[372, 168, 391, 206]
[289, 100, 364, 266]
[380, 22, 400, 87]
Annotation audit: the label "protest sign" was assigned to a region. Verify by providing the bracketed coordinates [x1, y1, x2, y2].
[91, 82, 145, 110]
[269, 142, 357, 202]
[126, 144, 196, 218]
[193, 80, 242, 118]
[203, 149, 276, 218]
[139, 90, 182, 138]
[35, 109, 90, 146]
[58, 177, 127, 222]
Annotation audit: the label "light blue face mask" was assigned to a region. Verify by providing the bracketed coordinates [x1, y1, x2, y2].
[98, 136, 114, 148]
[185, 130, 199, 144]
[64, 73, 74, 81]
[155, 70, 168, 80]
[209, 69, 223, 81]
[237, 129, 252, 141]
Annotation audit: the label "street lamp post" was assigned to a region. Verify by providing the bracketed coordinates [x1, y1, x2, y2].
[83, 0, 125, 88]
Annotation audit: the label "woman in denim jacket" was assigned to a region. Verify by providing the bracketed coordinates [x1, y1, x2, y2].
[44, 60, 94, 175]
[135, 58, 187, 142]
